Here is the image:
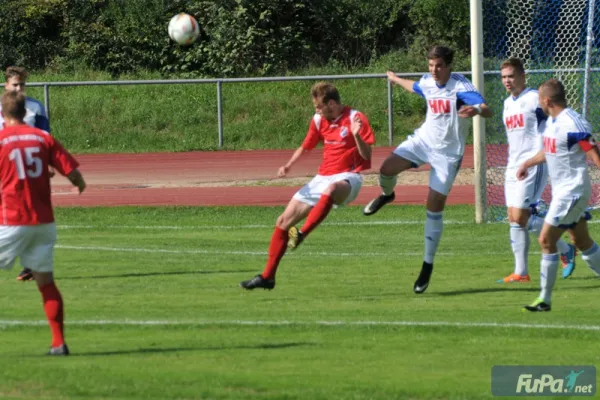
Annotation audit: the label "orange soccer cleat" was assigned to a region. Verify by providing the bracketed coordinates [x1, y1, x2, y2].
[497, 273, 531, 283]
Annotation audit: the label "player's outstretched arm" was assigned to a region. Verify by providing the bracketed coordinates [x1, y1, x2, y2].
[278, 146, 308, 178]
[516, 150, 546, 180]
[386, 71, 416, 93]
[67, 169, 86, 194]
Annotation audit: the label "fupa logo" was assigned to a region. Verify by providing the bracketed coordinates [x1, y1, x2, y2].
[516, 370, 592, 394]
[491, 365, 596, 397]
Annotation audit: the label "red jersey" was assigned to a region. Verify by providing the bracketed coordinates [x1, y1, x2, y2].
[0, 124, 79, 225]
[301, 107, 375, 175]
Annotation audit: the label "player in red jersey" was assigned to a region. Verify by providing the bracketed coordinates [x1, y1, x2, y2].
[0, 91, 86, 355]
[1, 66, 54, 281]
[240, 82, 375, 290]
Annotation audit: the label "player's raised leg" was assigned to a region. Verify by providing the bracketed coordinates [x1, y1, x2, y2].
[240, 199, 311, 290]
[290, 178, 356, 250]
[363, 153, 413, 216]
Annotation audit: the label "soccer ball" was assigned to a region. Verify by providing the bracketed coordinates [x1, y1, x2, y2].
[168, 13, 199, 45]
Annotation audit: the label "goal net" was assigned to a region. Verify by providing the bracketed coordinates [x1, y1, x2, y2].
[481, 0, 600, 221]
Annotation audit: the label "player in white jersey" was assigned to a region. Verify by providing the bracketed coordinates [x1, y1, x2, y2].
[498, 58, 577, 284]
[363, 46, 493, 294]
[517, 79, 600, 312]
[1, 66, 52, 281]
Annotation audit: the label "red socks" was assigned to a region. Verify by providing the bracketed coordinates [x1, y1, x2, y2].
[261, 226, 289, 279]
[39, 282, 65, 347]
[300, 195, 334, 236]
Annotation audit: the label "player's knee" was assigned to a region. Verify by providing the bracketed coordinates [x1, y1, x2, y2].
[538, 234, 553, 251]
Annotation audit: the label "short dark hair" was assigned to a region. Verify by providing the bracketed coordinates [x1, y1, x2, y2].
[500, 57, 525, 75]
[427, 46, 454, 65]
[5, 66, 28, 82]
[539, 79, 566, 106]
[1, 91, 26, 120]
[311, 81, 341, 104]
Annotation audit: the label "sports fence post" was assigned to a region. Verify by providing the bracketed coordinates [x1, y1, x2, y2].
[387, 79, 394, 146]
[470, 0, 487, 223]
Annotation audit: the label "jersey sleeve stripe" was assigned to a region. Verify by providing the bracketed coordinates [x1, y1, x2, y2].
[451, 73, 477, 91]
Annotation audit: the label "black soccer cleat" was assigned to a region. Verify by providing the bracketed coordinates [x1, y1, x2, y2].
[363, 192, 395, 216]
[48, 344, 70, 356]
[413, 262, 433, 294]
[240, 274, 275, 290]
[523, 298, 552, 312]
[287, 226, 304, 250]
[16, 268, 34, 281]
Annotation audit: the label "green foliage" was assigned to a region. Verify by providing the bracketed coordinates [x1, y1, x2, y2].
[400, 0, 471, 68]
[0, 0, 472, 77]
[0, 0, 66, 70]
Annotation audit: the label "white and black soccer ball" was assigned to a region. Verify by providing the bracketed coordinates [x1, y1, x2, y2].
[168, 13, 200, 46]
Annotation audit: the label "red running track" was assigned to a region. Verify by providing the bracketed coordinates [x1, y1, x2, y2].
[51, 146, 479, 207]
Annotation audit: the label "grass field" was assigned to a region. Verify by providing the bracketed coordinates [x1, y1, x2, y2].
[1, 205, 599, 399]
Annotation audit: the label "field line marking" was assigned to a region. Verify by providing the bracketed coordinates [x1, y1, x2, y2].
[54, 244, 507, 257]
[1, 319, 599, 331]
[57, 220, 470, 230]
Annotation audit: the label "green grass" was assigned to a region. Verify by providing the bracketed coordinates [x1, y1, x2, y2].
[1, 205, 599, 399]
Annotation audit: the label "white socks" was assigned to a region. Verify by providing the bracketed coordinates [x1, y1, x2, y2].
[539, 253, 559, 303]
[424, 211, 443, 264]
[510, 223, 529, 275]
[378, 174, 396, 196]
[582, 242, 600, 276]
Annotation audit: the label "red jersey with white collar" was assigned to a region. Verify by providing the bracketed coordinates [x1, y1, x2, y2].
[0, 124, 79, 225]
[301, 107, 375, 175]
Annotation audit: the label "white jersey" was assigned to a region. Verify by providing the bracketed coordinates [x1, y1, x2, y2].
[542, 108, 594, 197]
[412, 73, 486, 157]
[0, 96, 49, 131]
[503, 88, 545, 169]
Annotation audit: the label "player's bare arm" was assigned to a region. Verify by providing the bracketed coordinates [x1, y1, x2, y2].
[67, 169, 86, 194]
[458, 103, 493, 119]
[585, 143, 600, 169]
[278, 146, 308, 178]
[516, 150, 546, 180]
[351, 115, 372, 160]
[386, 71, 416, 93]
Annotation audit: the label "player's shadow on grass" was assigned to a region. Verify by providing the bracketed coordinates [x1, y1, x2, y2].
[68, 342, 315, 357]
[60, 269, 256, 280]
[436, 283, 600, 296]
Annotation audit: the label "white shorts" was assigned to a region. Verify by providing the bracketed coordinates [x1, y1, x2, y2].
[293, 172, 363, 207]
[0, 223, 56, 273]
[505, 164, 548, 209]
[545, 193, 590, 229]
[393, 135, 462, 196]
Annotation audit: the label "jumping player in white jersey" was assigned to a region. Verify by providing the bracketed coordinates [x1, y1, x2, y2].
[499, 58, 577, 284]
[517, 79, 600, 312]
[0, 66, 52, 282]
[363, 46, 493, 294]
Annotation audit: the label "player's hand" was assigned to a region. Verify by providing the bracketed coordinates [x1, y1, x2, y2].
[386, 71, 399, 83]
[516, 166, 529, 180]
[351, 115, 362, 136]
[278, 165, 290, 178]
[48, 167, 56, 178]
[458, 105, 479, 118]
